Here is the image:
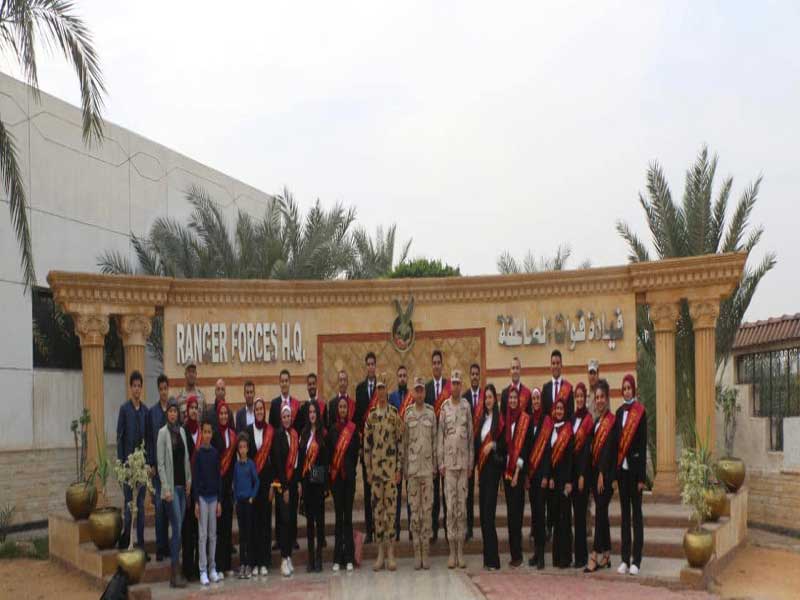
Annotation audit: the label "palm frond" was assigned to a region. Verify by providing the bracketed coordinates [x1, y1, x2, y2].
[97, 249, 132, 275]
[615, 220, 651, 263]
[708, 175, 732, 253]
[722, 176, 762, 253]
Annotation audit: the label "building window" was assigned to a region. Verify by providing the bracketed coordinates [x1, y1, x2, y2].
[31, 287, 125, 372]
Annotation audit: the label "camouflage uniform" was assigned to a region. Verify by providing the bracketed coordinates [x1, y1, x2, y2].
[437, 390, 473, 566]
[403, 402, 437, 565]
[364, 404, 404, 544]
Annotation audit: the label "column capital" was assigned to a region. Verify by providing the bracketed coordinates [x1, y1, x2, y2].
[689, 299, 720, 330]
[118, 314, 153, 347]
[74, 313, 110, 347]
[650, 301, 681, 333]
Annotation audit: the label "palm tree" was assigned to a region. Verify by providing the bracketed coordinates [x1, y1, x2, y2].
[348, 224, 411, 279]
[616, 145, 776, 445]
[1, 0, 105, 289]
[496, 243, 591, 274]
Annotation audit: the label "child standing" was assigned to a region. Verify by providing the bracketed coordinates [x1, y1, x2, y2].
[233, 432, 259, 579]
[193, 421, 222, 586]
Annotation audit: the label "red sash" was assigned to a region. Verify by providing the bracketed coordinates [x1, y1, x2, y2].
[476, 413, 503, 476]
[527, 416, 553, 479]
[289, 397, 300, 425]
[506, 383, 531, 413]
[285, 428, 299, 482]
[219, 428, 237, 477]
[617, 402, 644, 467]
[550, 380, 572, 417]
[471, 389, 486, 438]
[302, 434, 319, 477]
[254, 425, 275, 474]
[573, 414, 594, 455]
[433, 380, 452, 418]
[551, 423, 573, 467]
[592, 412, 615, 467]
[504, 412, 531, 480]
[398, 391, 415, 420]
[330, 422, 356, 483]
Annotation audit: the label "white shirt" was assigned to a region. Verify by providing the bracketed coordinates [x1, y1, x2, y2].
[551, 421, 565, 446]
[254, 425, 263, 449]
[286, 430, 298, 467]
[223, 429, 230, 448]
[508, 420, 524, 469]
[621, 399, 634, 470]
[481, 414, 493, 442]
[191, 430, 199, 446]
[434, 378, 443, 398]
[281, 394, 290, 408]
[245, 406, 255, 427]
[306, 431, 315, 452]
[573, 416, 583, 434]
[470, 388, 480, 410]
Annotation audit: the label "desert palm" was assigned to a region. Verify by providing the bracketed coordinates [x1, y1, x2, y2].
[348, 224, 411, 279]
[497, 243, 590, 274]
[1, 0, 105, 289]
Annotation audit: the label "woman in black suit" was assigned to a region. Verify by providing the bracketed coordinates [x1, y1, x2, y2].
[549, 398, 574, 569]
[212, 402, 237, 577]
[298, 402, 329, 573]
[246, 398, 275, 576]
[327, 396, 360, 572]
[475, 384, 504, 570]
[272, 405, 300, 577]
[525, 388, 552, 570]
[571, 383, 594, 569]
[499, 387, 533, 567]
[181, 396, 200, 580]
[585, 379, 617, 573]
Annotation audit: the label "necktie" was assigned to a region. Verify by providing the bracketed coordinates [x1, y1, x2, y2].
[555, 380, 560, 400]
[436, 381, 440, 398]
[473, 390, 477, 407]
[369, 382, 373, 398]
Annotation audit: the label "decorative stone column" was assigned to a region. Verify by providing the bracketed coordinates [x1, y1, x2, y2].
[74, 312, 110, 469]
[690, 299, 720, 451]
[651, 301, 681, 496]
[118, 313, 153, 400]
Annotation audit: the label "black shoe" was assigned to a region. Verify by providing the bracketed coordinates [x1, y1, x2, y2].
[528, 555, 537, 567]
[395, 531, 400, 542]
[409, 531, 413, 541]
[272, 542, 280, 551]
[465, 530, 473, 542]
[322, 538, 327, 548]
[156, 553, 164, 562]
[365, 533, 373, 544]
[537, 556, 545, 570]
[431, 530, 438, 543]
[293, 541, 300, 550]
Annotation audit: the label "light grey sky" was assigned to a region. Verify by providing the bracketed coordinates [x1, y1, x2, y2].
[14, 0, 800, 321]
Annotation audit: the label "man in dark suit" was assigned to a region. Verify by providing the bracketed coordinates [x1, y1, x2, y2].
[355, 352, 378, 543]
[269, 369, 300, 550]
[500, 356, 532, 416]
[424, 349, 449, 542]
[541, 349, 574, 419]
[204, 378, 228, 430]
[327, 369, 354, 429]
[463, 363, 482, 541]
[296, 372, 325, 435]
[235, 380, 256, 433]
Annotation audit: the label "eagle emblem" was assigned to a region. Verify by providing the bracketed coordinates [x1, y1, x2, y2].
[391, 297, 415, 352]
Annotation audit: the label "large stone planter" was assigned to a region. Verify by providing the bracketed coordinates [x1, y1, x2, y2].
[683, 528, 714, 568]
[65, 482, 97, 520]
[704, 487, 727, 522]
[88, 507, 122, 550]
[717, 457, 746, 493]
[117, 547, 146, 584]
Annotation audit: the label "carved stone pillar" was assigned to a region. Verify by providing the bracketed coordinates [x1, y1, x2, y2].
[118, 314, 153, 400]
[75, 312, 110, 469]
[690, 299, 720, 451]
[651, 301, 681, 496]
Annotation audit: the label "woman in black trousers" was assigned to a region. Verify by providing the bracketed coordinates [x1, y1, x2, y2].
[571, 383, 594, 569]
[476, 384, 504, 570]
[272, 405, 300, 577]
[549, 398, 574, 569]
[298, 402, 329, 573]
[247, 398, 275, 576]
[525, 388, 552, 570]
[327, 396, 359, 572]
[500, 387, 533, 567]
[212, 402, 237, 577]
[585, 379, 617, 573]
[181, 396, 200, 580]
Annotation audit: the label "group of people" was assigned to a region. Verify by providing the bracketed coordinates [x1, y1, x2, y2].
[114, 349, 647, 589]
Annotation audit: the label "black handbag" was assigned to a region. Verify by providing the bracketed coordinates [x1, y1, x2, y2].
[308, 464, 328, 485]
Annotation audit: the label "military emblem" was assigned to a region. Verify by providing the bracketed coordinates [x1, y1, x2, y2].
[391, 297, 415, 352]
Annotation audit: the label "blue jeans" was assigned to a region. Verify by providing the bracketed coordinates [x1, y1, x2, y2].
[167, 486, 187, 565]
[123, 484, 146, 547]
[152, 475, 169, 555]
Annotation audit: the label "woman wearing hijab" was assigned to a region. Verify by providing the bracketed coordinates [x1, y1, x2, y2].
[272, 404, 300, 577]
[571, 383, 594, 569]
[212, 402, 237, 578]
[615, 373, 647, 576]
[181, 396, 201, 581]
[298, 402, 329, 572]
[499, 386, 533, 567]
[525, 388, 552, 570]
[327, 395, 359, 572]
[585, 379, 617, 573]
[476, 384, 504, 571]
[247, 397, 275, 577]
[549, 397, 574, 569]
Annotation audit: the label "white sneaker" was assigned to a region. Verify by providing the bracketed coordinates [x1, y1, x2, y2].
[281, 558, 291, 577]
[346, 562, 354, 572]
[200, 571, 210, 586]
[288, 557, 294, 574]
[218, 570, 225, 580]
[260, 565, 269, 576]
[617, 562, 628, 575]
[332, 563, 340, 572]
[629, 564, 640, 575]
[209, 569, 221, 583]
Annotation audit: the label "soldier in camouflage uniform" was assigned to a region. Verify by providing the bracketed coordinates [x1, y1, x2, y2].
[403, 376, 437, 570]
[364, 373, 404, 571]
[437, 369, 474, 568]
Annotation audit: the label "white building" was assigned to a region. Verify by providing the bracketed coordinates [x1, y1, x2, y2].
[0, 72, 273, 525]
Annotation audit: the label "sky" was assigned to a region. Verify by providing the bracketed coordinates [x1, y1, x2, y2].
[7, 0, 799, 322]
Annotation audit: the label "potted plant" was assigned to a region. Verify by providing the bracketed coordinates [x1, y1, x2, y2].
[65, 409, 97, 520]
[679, 443, 715, 568]
[716, 386, 745, 492]
[113, 442, 153, 584]
[87, 426, 123, 550]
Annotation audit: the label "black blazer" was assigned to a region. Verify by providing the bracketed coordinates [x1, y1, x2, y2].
[500, 383, 532, 416]
[473, 408, 504, 470]
[550, 425, 574, 489]
[527, 412, 552, 484]
[235, 406, 251, 433]
[463, 388, 482, 417]
[326, 423, 360, 482]
[211, 427, 235, 495]
[497, 412, 534, 481]
[298, 427, 330, 484]
[271, 428, 298, 490]
[541, 379, 575, 420]
[354, 378, 377, 430]
[268, 396, 302, 432]
[591, 412, 618, 487]
[246, 423, 273, 482]
[424, 378, 450, 407]
[183, 425, 198, 503]
[613, 402, 647, 483]
[572, 415, 594, 485]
